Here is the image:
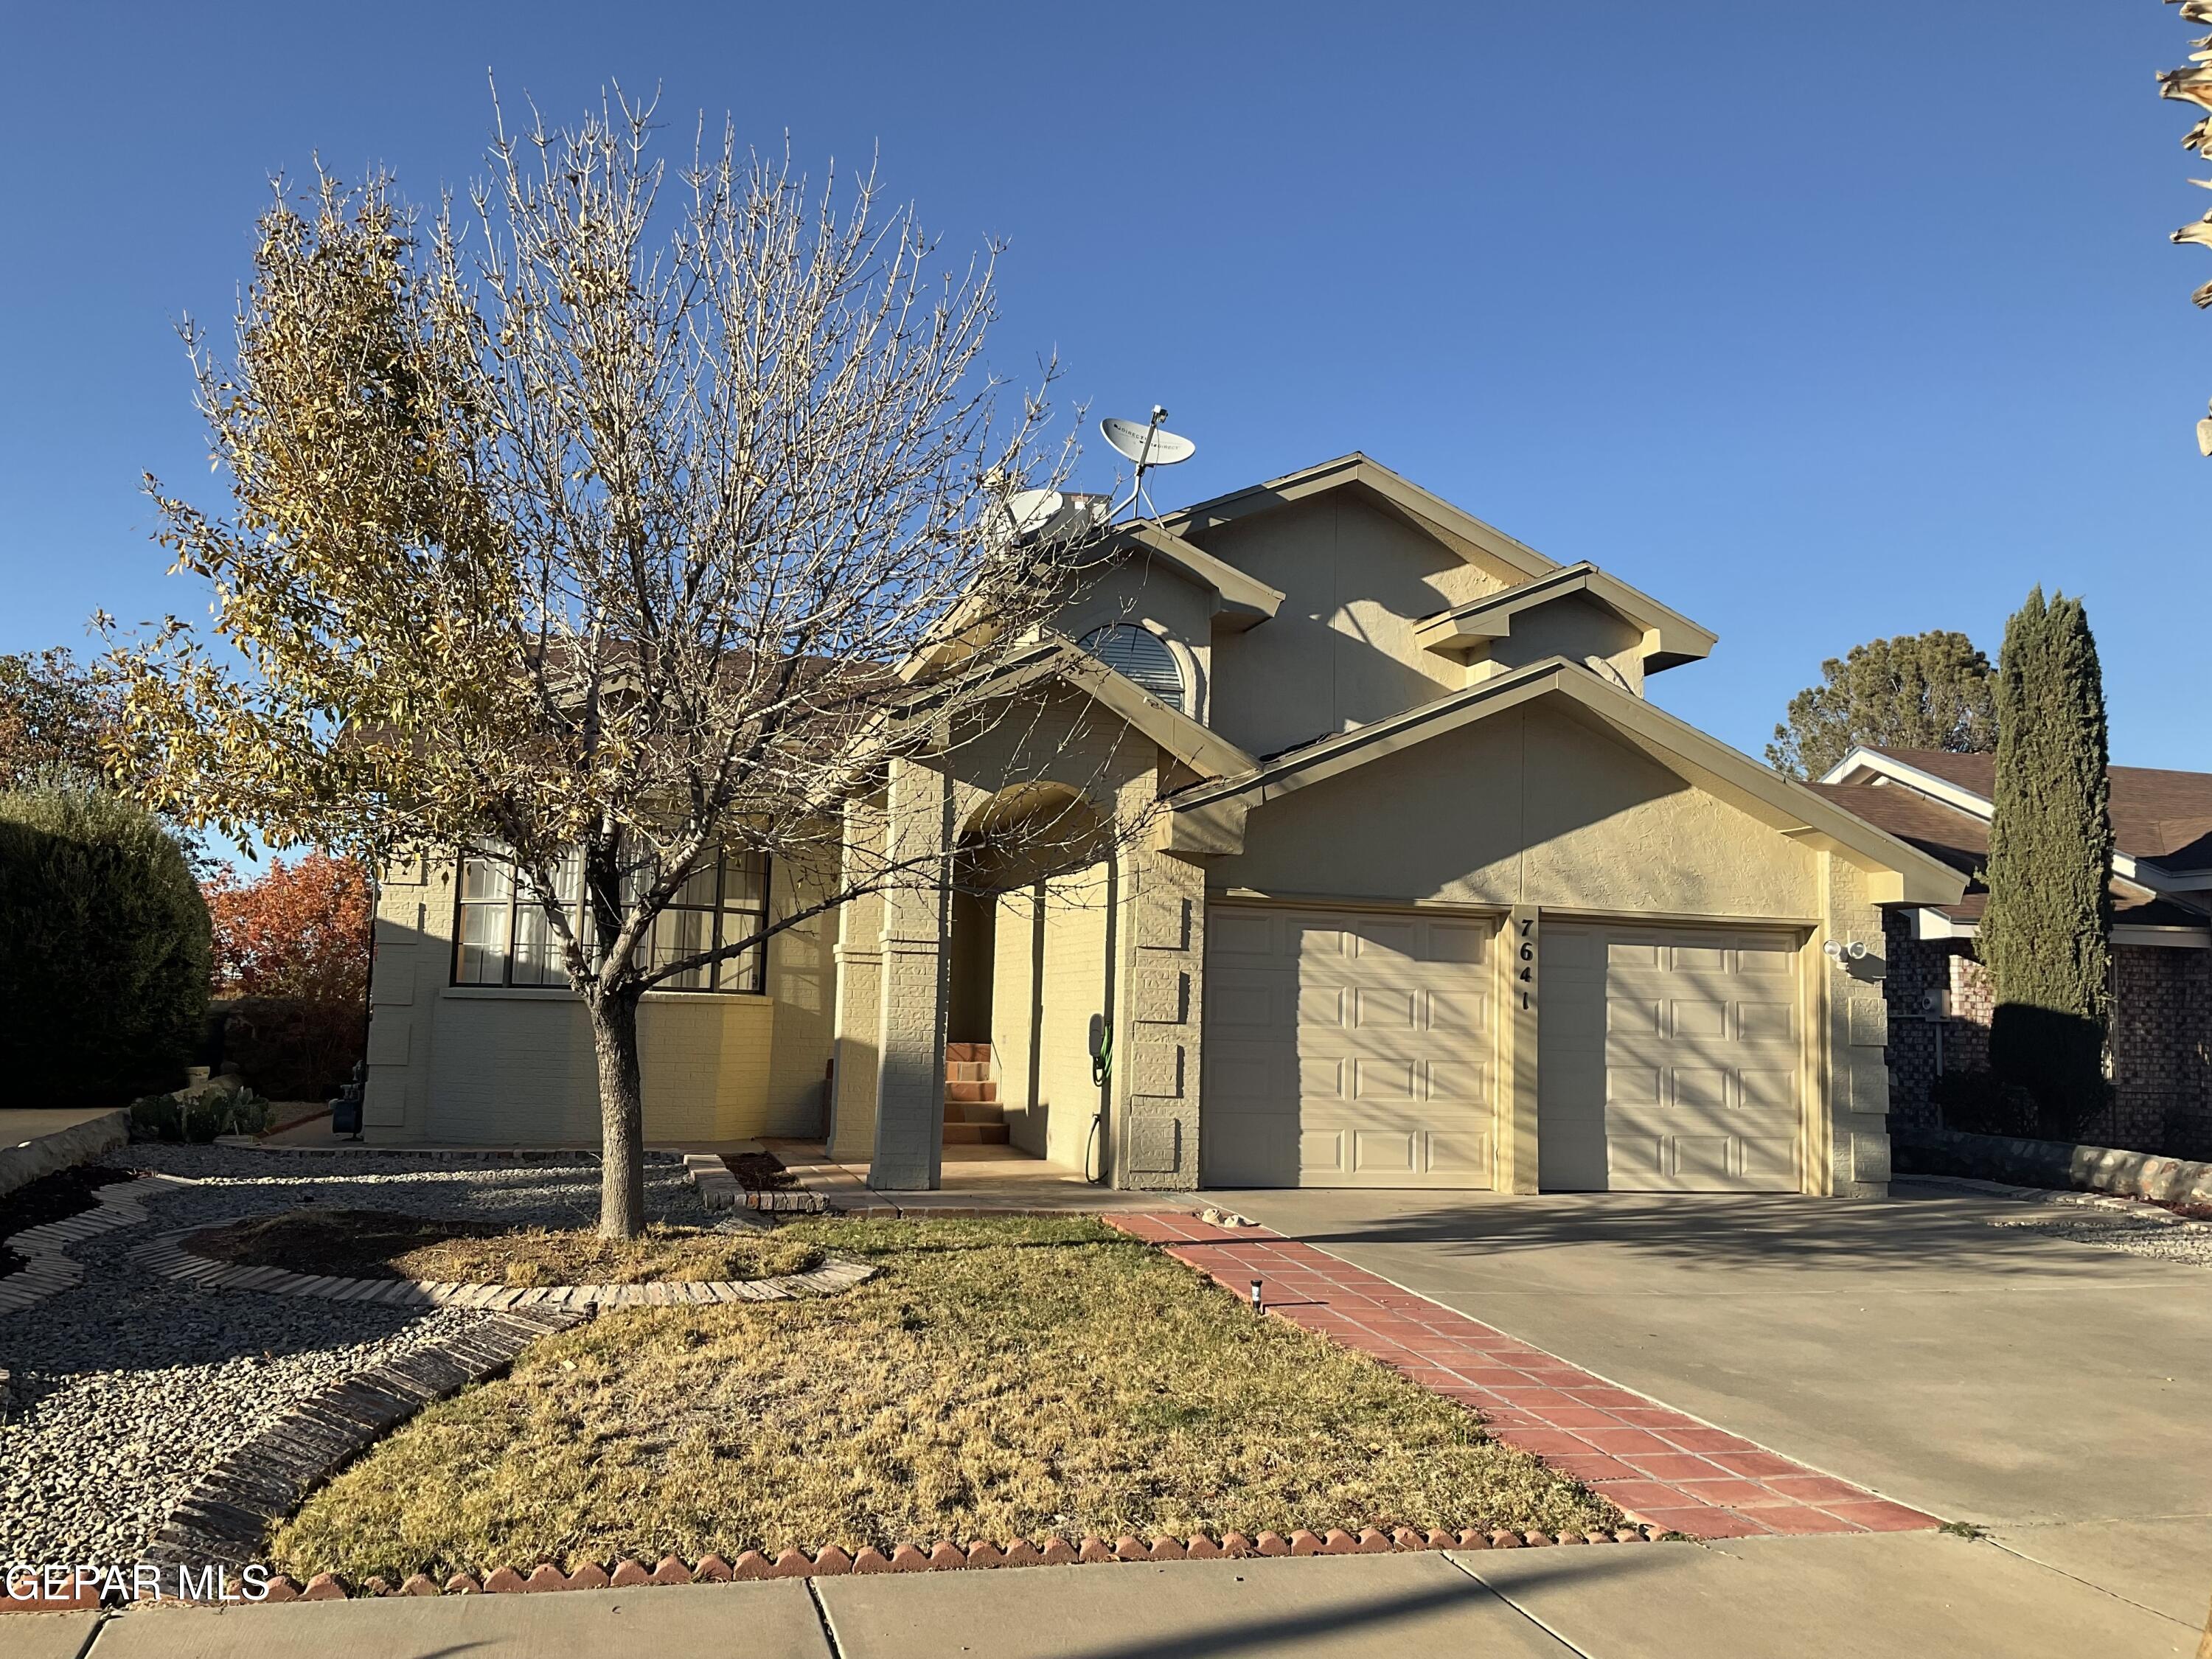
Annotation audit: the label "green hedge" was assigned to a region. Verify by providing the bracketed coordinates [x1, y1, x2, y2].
[0, 788, 212, 1109]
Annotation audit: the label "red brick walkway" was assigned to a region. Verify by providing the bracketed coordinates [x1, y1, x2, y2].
[1111, 1213, 1936, 1542]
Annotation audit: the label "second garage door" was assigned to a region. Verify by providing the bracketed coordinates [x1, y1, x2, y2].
[1538, 923, 1804, 1192]
[1200, 904, 1495, 1189]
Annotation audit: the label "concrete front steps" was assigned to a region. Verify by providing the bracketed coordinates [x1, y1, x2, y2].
[944, 1043, 1008, 1145]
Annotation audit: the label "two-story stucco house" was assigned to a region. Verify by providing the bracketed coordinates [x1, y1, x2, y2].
[361, 453, 1965, 1197]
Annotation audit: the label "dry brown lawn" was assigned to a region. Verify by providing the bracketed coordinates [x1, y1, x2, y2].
[269, 1215, 1616, 1582]
[189, 1207, 821, 1287]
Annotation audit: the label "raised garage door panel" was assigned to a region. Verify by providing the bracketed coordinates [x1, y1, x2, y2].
[1202, 905, 1495, 1189]
[1539, 924, 1801, 1193]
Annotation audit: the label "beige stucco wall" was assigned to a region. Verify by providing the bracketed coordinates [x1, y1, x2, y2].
[1464, 594, 1648, 695]
[1198, 494, 1505, 759]
[1214, 703, 1819, 919]
[364, 849, 835, 1147]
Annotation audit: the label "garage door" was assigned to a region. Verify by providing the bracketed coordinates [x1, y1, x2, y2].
[1200, 905, 1495, 1188]
[1539, 924, 1801, 1192]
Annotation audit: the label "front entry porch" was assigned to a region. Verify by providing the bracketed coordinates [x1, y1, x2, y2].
[769, 1138, 1201, 1216]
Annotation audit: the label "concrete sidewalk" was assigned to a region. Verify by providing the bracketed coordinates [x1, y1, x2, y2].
[23, 1540, 2192, 1658]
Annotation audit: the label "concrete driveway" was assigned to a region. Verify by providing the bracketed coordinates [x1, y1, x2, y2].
[1211, 1178, 2212, 1651]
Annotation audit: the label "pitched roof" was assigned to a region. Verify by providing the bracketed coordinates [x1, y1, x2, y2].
[1166, 657, 1966, 903]
[1854, 747, 2212, 871]
[1807, 779, 2202, 928]
[1411, 561, 1717, 674]
[1155, 453, 1561, 585]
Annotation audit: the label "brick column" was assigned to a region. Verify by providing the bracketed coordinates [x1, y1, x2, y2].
[827, 796, 885, 1164]
[869, 757, 951, 1192]
[1117, 843, 1204, 1190]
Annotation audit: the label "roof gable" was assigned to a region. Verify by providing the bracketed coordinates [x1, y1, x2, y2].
[1171, 658, 1966, 904]
[1823, 745, 2212, 875]
[1156, 454, 1559, 588]
[1411, 561, 1717, 676]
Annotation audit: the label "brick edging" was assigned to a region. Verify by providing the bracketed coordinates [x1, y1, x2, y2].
[140, 1303, 590, 1578]
[136, 1225, 877, 1310]
[231, 1520, 1671, 1602]
[0, 1172, 198, 1318]
[683, 1153, 827, 1214]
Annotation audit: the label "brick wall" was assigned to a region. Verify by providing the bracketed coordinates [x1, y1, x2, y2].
[1882, 914, 2212, 1157]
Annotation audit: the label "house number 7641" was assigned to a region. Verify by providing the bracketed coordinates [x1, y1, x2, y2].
[1517, 917, 1535, 1011]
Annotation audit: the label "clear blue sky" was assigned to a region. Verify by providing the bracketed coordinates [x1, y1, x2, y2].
[2, 2, 2204, 768]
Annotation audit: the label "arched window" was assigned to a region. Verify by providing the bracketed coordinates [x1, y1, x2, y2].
[1079, 623, 1186, 709]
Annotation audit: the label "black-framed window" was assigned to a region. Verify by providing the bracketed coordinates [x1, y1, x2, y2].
[453, 846, 769, 992]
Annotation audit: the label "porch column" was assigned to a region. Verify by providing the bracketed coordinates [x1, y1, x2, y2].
[1116, 840, 1205, 1190]
[869, 756, 952, 1191]
[827, 794, 885, 1164]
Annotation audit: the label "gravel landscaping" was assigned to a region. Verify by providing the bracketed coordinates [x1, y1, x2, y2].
[0, 1145, 709, 1565]
[1989, 1208, 2212, 1267]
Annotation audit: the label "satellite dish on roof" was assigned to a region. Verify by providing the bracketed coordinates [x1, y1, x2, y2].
[1102, 406, 1195, 520]
[999, 487, 1064, 539]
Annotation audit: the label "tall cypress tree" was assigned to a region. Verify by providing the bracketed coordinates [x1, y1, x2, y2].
[1980, 587, 2113, 1138]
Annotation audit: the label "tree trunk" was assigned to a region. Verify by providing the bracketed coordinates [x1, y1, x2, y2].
[588, 987, 647, 1239]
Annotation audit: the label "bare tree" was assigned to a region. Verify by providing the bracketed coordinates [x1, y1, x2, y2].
[110, 91, 1116, 1235]
[2160, 0, 2212, 453]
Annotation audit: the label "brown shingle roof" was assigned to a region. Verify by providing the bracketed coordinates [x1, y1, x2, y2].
[1810, 779, 2205, 928]
[1865, 747, 2212, 871]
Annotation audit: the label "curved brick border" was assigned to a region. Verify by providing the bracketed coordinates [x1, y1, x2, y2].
[141, 1303, 590, 1579]
[0, 1171, 198, 1318]
[238, 1520, 1669, 1601]
[136, 1226, 877, 1310]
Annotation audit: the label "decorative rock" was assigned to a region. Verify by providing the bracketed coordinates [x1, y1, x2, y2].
[608, 1559, 653, 1587]
[1489, 1530, 1523, 1549]
[1148, 1537, 1186, 1562]
[363, 1576, 395, 1597]
[1289, 1529, 1326, 1557]
[303, 1573, 349, 1601]
[1039, 1537, 1079, 1567]
[926, 1542, 965, 1571]
[481, 1566, 528, 1594]
[524, 1564, 567, 1591]
[1523, 1531, 1552, 1548]
[566, 1562, 612, 1590]
[1392, 1528, 1428, 1551]
[1113, 1536, 1150, 1562]
[888, 1544, 932, 1572]
[1321, 1528, 1359, 1554]
[651, 1556, 692, 1585]
[1254, 1531, 1291, 1557]
[1556, 1531, 1587, 1546]
[688, 1557, 730, 1583]
[1077, 1537, 1115, 1564]
[810, 1547, 854, 1576]
[399, 1574, 441, 1596]
[445, 1573, 481, 1595]
[1185, 1534, 1224, 1560]
[263, 1576, 304, 1601]
[852, 1548, 894, 1574]
[1355, 1528, 1391, 1554]
[1219, 1531, 1256, 1557]
[965, 1542, 1006, 1568]
[1004, 1541, 1048, 1568]
[1615, 1528, 1646, 1545]
[730, 1551, 774, 1580]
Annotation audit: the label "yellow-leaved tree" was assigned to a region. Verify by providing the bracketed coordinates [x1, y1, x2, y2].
[109, 92, 1096, 1235]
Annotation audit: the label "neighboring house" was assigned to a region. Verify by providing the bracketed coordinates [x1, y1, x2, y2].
[1813, 748, 2212, 1157]
[364, 453, 1966, 1197]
